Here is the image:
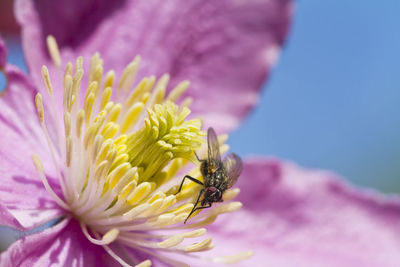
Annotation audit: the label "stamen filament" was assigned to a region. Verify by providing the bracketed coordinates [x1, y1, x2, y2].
[32, 155, 69, 210]
[80, 222, 119, 245]
[35, 38, 247, 266]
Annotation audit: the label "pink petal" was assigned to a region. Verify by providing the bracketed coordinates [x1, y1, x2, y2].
[0, 0, 20, 35]
[0, 37, 6, 67]
[0, 50, 62, 230]
[0, 219, 113, 266]
[15, 0, 292, 132]
[0, 204, 24, 230]
[207, 158, 400, 267]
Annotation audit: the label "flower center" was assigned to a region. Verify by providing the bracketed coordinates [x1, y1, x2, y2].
[31, 35, 251, 266]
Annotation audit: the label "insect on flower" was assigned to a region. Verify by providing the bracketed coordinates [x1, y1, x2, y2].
[176, 127, 243, 223]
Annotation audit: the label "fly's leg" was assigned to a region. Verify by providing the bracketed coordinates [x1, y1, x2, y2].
[184, 200, 212, 224]
[184, 189, 205, 224]
[176, 175, 204, 194]
[194, 152, 203, 162]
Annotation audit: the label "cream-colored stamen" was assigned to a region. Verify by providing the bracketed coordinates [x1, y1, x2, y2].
[46, 35, 61, 67]
[118, 56, 140, 92]
[158, 228, 207, 248]
[63, 112, 71, 136]
[35, 93, 44, 124]
[185, 237, 214, 252]
[222, 188, 240, 201]
[34, 37, 248, 267]
[81, 223, 119, 245]
[212, 251, 254, 264]
[41, 66, 53, 95]
[32, 155, 69, 210]
[135, 260, 152, 267]
[76, 110, 84, 138]
[166, 80, 190, 102]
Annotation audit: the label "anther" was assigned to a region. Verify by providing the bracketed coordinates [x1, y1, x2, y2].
[75, 56, 83, 71]
[64, 62, 73, 89]
[212, 251, 254, 264]
[185, 237, 213, 252]
[103, 70, 115, 90]
[102, 228, 120, 244]
[88, 52, 100, 84]
[41, 66, 53, 95]
[32, 154, 69, 210]
[64, 112, 71, 137]
[66, 135, 73, 167]
[121, 102, 144, 133]
[135, 260, 152, 267]
[46, 35, 61, 67]
[118, 56, 140, 91]
[100, 87, 112, 111]
[76, 110, 84, 138]
[166, 80, 190, 102]
[127, 182, 153, 205]
[80, 222, 119, 245]
[222, 188, 240, 201]
[35, 93, 44, 124]
[158, 228, 206, 248]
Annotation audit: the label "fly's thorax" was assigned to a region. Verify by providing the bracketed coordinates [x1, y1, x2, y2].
[200, 159, 226, 186]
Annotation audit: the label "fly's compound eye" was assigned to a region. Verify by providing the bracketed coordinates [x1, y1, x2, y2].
[215, 190, 222, 201]
[207, 187, 222, 202]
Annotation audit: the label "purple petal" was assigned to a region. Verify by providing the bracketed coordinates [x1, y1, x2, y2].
[0, 219, 113, 266]
[0, 59, 62, 230]
[0, 37, 6, 67]
[0, 204, 24, 230]
[16, 0, 292, 131]
[207, 158, 400, 266]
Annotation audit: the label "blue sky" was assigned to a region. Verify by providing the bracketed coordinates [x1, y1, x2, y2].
[230, 0, 400, 192]
[2, 1, 400, 193]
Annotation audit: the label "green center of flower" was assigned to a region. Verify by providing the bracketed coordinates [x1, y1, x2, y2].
[31, 36, 251, 266]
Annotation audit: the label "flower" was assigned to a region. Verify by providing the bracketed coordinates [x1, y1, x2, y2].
[3, 1, 400, 267]
[1, 0, 292, 266]
[7, 37, 249, 266]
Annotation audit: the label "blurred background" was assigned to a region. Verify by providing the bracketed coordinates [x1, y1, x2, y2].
[1, 0, 400, 249]
[229, 0, 400, 194]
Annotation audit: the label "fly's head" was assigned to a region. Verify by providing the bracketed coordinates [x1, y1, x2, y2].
[202, 186, 222, 206]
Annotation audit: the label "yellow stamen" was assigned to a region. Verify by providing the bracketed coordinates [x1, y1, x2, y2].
[34, 36, 248, 266]
[76, 110, 84, 138]
[103, 70, 115, 90]
[166, 80, 190, 102]
[120, 102, 144, 133]
[118, 56, 140, 92]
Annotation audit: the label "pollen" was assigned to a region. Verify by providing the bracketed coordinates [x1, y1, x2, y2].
[31, 36, 250, 266]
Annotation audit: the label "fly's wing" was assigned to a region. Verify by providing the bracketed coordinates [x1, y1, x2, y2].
[223, 153, 243, 188]
[207, 127, 221, 161]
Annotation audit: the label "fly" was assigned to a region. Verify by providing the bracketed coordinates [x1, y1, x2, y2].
[176, 127, 243, 223]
